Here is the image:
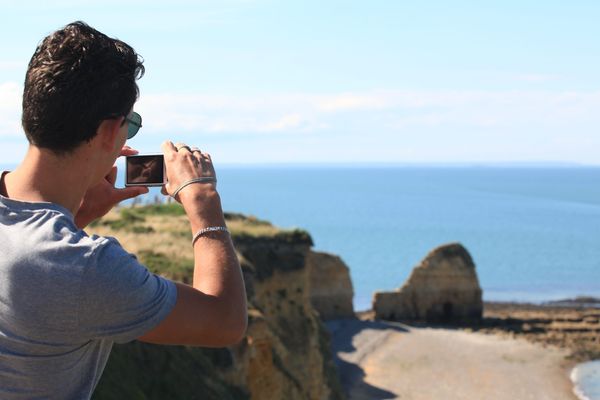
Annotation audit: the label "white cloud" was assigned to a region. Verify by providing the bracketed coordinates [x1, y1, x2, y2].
[136, 93, 321, 135]
[135, 89, 600, 135]
[259, 114, 304, 132]
[0, 61, 25, 72]
[0, 82, 22, 137]
[0, 141, 27, 164]
[0, 0, 254, 7]
[515, 73, 561, 83]
[317, 93, 389, 112]
[2, 85, 600, 163]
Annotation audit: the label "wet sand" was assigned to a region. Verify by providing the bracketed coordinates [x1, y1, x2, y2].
[326, 318, 577, 400]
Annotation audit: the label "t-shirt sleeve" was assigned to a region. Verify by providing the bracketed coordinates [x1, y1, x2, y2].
[77, 237, 177, 343]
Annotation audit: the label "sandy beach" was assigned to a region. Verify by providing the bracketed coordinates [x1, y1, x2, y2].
[326, 318, 577, 400]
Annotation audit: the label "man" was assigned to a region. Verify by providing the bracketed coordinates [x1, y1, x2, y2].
[0, 21, 247, 398]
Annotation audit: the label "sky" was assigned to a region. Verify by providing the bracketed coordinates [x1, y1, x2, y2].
[1, 1, 600, 165]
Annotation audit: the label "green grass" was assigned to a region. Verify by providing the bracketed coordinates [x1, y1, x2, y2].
[107, 204, 313, 243]
[129, 203, 187, 216]
[138, 250, 194, 284]
[89, 208, 148, 231]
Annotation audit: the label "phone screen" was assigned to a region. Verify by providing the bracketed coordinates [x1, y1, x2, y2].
[125, 154, 165, 186]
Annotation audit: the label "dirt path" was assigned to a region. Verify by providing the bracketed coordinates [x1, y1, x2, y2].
[326, 319, 577, 400]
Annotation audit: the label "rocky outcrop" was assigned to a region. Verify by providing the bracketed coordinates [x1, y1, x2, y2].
[307, 251, 354, 320]
[373, 243, 483, 322]
[89, 207, 344, 400]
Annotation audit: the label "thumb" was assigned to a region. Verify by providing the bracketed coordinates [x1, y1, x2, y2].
[120, 146, 139, 157]
[113, 186, 149, 203]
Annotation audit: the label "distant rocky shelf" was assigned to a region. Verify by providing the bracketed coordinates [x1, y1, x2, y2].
[544, 296, 600, 307]
[87, 204, 599, 399]
[476, 301, 600, 362]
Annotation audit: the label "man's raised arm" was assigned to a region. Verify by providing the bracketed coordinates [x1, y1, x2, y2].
[138, 141, 247, 347]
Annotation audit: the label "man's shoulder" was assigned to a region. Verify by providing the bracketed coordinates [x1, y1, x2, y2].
[0, 196, 130, 265]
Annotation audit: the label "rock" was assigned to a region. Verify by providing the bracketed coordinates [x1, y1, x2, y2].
[372, 243, 483, 322]
[307, 251, 355, 320]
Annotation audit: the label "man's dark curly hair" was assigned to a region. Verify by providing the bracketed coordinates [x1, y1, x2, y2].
[22, 21, 144, 154]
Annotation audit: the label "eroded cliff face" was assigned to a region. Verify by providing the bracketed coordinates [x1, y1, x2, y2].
[229, 235, 343, 400]
[89, 207, 344, 400]
[307, 251, 354, 320]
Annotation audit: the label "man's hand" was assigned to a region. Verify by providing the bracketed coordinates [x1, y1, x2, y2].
[161, 141, 217, 203]
[75, 146, 149, 229]
[160, 141, 222, 232]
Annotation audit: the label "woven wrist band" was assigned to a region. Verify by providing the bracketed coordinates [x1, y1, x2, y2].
[192, 226, 229, 246]
[171, 177, 217, 198]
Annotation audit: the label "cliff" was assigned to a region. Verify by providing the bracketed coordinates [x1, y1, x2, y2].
[87, 205, 344, 400]
[307, 251, 354, 320]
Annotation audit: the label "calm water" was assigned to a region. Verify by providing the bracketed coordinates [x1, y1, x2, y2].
[572, 360, 600, 400]
[212, 166, 600, 311]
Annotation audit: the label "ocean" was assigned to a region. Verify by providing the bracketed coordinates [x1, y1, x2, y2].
[209, 166, 600, 310]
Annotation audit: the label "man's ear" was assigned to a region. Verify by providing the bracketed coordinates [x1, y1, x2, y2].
[96, 117, 125, 152]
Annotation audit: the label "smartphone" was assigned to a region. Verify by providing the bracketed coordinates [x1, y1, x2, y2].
[125, 154, 166, 187]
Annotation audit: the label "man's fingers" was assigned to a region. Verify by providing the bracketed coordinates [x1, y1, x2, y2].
[106, 166, 118, 185]
[161, 141, 178, 158]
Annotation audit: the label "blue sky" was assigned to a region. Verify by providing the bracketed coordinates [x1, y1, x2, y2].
[1, 1, 599, 164]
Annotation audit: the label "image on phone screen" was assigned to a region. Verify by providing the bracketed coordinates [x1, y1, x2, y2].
[125, 154, 165, 186]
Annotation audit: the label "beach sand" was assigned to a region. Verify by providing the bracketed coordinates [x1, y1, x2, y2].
[326, 318, 577, 400]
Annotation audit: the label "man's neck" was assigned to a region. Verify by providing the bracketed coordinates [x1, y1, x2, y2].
[3, 146, 97, 215]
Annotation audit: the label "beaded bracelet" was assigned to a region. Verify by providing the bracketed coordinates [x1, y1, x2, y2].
[192, 226, 229, 246]
[171, 177, 217, 199]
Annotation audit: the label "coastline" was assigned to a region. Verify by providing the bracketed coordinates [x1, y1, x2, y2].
[327, 300, 599, 400]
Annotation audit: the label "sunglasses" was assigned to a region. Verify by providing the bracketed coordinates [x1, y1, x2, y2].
[125, 111, 142, 139]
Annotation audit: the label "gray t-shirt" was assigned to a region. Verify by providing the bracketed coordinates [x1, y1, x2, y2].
[0, 194, 177, 399]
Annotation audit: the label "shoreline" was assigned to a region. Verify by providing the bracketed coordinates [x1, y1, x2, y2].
[571, 360, 600, 400]
[357, 299, 600, 362]
[327, 300, 599, 399]
[327, 318, 577, 400]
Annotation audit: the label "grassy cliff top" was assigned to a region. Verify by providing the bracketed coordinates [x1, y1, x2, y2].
[89, 203, 311, 240]
[86, 203, 312, 281]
